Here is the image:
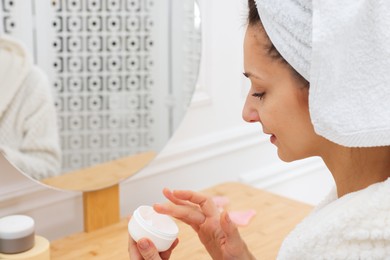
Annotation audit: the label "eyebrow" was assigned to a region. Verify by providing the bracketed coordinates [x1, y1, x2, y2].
[243, 71, 264, 81]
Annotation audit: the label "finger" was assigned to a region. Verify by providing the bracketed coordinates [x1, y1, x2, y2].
[159, 238, 179, 260]
[172, 190, 219, 217]
[162, 189, 202, 213]
[128, 234, 142, 260]
[137, 238, 162, 260]
[220, 211, 246, 253]
[162, 188, 189, 206]
[163, 189, 214, 216]
[154, 203, 206, 226]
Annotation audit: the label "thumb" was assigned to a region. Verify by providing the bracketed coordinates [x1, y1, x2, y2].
[220, 211, 245, 249]
[137, 238, 162, 260]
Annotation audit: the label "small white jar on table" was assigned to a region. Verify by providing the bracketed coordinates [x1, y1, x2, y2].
[0, 215, 50, 260]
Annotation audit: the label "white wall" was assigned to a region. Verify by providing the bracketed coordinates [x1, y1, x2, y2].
[0, 0, 334, 241]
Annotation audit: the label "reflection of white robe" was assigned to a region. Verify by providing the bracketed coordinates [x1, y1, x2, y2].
[278, 178, 390, 259]
[0, 35, 61, 180]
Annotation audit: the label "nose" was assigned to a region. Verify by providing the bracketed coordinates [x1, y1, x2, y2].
[242, 95, 260, 123]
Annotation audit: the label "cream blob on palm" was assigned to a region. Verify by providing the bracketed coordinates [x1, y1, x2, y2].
[128, 205, 179, 252]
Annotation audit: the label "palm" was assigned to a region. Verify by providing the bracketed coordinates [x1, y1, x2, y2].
[197, 218, 226, 258]
[201, 229, 247, 260]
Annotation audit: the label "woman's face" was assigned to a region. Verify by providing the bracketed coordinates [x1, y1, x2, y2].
[242, 25, 323, 162]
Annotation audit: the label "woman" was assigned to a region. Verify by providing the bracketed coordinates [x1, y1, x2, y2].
[129, 0, 390, 258]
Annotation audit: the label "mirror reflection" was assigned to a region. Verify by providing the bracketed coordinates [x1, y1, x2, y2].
[0, 0, 201, 190]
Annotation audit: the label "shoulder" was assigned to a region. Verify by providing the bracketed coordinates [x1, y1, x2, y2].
[277, 179, 390, 259]
[0, 36, 52, 96]
[0, 35, 34, 90]
[0, 36, 34, 115]
[0, 35, 51, 89]
[0, 35, 32, 64]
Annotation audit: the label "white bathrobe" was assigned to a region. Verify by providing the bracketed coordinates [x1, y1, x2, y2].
[0, 36, 61, 180]
[278, 178, 390, 259]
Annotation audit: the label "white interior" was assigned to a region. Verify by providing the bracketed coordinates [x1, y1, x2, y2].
[137, 206, 178, 236]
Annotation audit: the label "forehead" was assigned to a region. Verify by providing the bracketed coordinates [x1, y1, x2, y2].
[243, 25, 302, 85]
[243, 25, 277, 76]
[244, 25, 272, 55]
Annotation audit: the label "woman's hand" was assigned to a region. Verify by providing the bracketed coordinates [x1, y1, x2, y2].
[128, 217, 179, 260]
[154, 189, 256, 260]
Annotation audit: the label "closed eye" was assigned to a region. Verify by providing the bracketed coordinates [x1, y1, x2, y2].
[252, 92, 265, 100]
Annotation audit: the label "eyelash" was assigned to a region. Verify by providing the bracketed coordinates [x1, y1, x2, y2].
[252, 92, 265, 100]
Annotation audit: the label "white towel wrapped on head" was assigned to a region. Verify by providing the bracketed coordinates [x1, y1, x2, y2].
[255, 0, 390, 147]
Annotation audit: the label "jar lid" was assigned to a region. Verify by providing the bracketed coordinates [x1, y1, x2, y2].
[0, 215, 35, 239]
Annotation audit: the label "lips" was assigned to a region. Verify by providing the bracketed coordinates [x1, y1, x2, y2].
[263, 131, 276, 144]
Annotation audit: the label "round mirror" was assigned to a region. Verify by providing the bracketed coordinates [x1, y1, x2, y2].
[0, 0, 201, 191]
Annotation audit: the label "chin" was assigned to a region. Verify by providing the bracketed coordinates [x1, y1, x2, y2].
[277, 150, 306, 162]
[278, 155, 295, 163]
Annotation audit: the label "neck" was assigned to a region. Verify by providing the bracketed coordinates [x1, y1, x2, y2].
[320, 144, 390, 198]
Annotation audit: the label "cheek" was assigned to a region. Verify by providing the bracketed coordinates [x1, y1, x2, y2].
[258, 101, 283, 129]
[269, 96, 312, 142]
[280, 109, 318, 158]
[281, 108, 311, 138]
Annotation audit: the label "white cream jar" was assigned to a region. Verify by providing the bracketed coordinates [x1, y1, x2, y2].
[128, 205, 179, 252]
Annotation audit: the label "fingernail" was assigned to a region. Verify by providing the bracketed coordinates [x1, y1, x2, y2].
[154, 203, 165, 210]
[138, 239, 149, 250]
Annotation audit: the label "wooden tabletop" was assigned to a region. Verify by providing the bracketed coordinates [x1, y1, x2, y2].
[42, 152, 156, 191]
[50, 182, 313, 259]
